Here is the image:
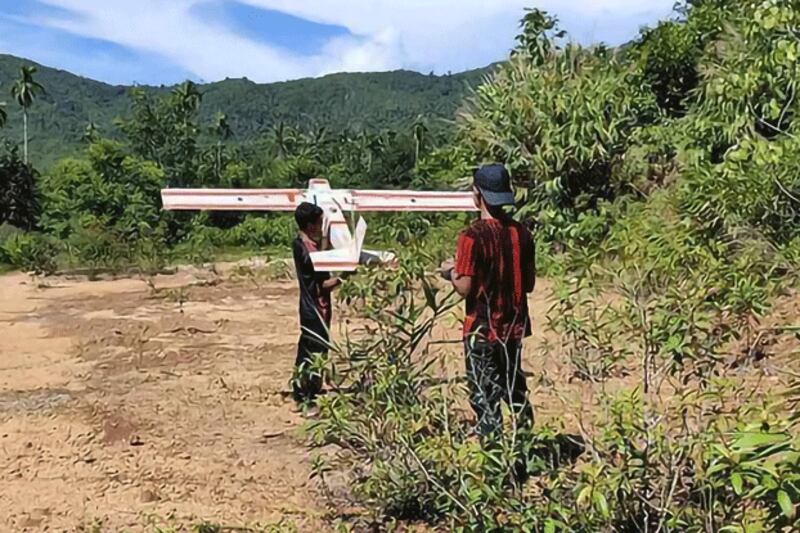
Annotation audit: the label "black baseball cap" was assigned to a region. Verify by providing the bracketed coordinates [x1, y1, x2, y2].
[474, 164, 515, 206]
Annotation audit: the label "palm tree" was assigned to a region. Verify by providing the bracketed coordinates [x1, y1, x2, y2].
[173, 81, 203, 114]
[270, 122, 294, 159]
[11, 66, 46, 164]
[211, 112, 233, 179]
[82, 121, 99, 144]
[412, 116, 429, 164]
[171, 81, 203, 185]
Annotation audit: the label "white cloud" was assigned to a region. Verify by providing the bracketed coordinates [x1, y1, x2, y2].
[25, 0, 676, 83]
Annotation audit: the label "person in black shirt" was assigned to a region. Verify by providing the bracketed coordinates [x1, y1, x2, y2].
[292, 202, 344, 405]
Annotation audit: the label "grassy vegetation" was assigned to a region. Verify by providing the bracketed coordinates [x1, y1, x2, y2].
[307, 2, 800, 531]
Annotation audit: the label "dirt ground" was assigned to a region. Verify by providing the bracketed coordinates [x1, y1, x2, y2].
[0, 265, 339, 532]
[1, 264, 798, 532]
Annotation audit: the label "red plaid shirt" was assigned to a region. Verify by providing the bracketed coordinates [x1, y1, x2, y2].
[454, 218, 535, 341]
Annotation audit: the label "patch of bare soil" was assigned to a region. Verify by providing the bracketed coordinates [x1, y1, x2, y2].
[0, 268, 329, 531]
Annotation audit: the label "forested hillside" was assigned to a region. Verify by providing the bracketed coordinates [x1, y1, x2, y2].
[0, 53, 492, 167]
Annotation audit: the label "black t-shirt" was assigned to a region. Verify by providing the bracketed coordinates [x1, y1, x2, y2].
[292, 236, 332, 326]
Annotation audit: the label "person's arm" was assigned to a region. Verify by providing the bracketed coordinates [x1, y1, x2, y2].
[321, 276, 344, 290]
[523, 230, 536, 294]
[293, 240, 316, 293]
[451, 271, 472, 298]
[441, 232, 475, 298]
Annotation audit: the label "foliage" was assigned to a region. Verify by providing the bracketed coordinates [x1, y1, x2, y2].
[307, 2, 800, 531]
[311, 236, 800, 531]
[32, 139, 169, 270]
[0, 53, 492, 168]
[630, 0, 736, 116]
[312, 264, 548, 530]
[0, 143, 39, 229]
[459, 11, 658, 245]
[673, 0, 800, 245]
[117, 82, 205, 187]
[10, 65, 46, 164]
[0, 222, 22, 265]
[226, 215, 295, 249]
[0, 231, 59, 274]
[10, 66, 45, 110]
[39, 139, 164, 240]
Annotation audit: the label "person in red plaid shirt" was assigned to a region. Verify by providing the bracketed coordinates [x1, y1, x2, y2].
[440, 164, 535, 438]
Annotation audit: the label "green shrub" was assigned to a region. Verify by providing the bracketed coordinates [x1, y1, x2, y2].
[227, 215, 295, 249]
[39, 140, 164, 242]
[63, 222, 128, 274]
[312, 248, 800, 531]
[1, 232, 61, 275]
[0, 223, 24, 264]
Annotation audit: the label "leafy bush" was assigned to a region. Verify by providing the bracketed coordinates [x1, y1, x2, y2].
[226, 215, 295, 249]
[312, 265, 550, 530]
[63, 222, 129, 274]
[39, 140, 164, 242]
[0, 223, 24, 262]
[668, 0, 800, 247]
[311, 246, 800, 531]
[1, 231, 60, 274]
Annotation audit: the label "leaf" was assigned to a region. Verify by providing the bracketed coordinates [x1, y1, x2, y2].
[576, 486, 592, 506]
[731, 472, 744, 495]
[730, 432, 788, 451]
[777, 490, 794, 519]
[594, 492, 610, 518]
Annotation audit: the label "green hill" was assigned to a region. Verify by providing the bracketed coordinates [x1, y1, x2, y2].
[0, 54, 494, 167]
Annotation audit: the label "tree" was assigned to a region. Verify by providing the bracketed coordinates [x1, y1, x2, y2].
[11, 66, 46, 164]
[412, 116, 429, 164]
[0, 143, 39, 229]
[39, 139, 163, 241]
[117, 82, 205, 187]
[82, 121, 99, 144]
[269, 121, 294, 159]
[173, 81, 202, 116]
[0, 102, 7, 129]
[210, 112, 233, 180]
[513, 8, 564, 65]
[172, 81, 203, 187]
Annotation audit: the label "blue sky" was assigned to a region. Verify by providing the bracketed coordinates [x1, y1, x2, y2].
[0, 1, 677, 86]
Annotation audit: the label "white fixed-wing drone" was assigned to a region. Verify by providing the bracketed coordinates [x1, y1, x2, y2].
[161, 179, 478, 271]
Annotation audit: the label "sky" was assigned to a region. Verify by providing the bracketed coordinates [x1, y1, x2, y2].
[0, 0, 677, 86]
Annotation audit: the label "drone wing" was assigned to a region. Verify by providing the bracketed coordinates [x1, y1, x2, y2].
[350, 190, 477, 212]
[160, 188, 303, 211]
[159, 183, 477, 272]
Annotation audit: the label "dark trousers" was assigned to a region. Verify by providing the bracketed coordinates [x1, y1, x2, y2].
[465, 335, 534, 437]
[293, 318, 329, 403]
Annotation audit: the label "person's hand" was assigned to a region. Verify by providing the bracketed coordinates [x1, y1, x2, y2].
[438, 258, 455, 281]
